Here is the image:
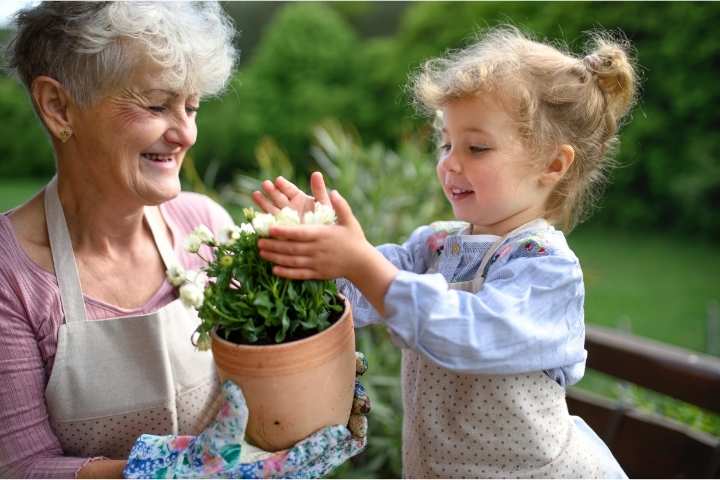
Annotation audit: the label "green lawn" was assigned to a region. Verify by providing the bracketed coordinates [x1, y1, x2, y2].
[0, 177, 48, 213]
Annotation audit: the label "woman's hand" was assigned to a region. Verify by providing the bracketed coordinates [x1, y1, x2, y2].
[123, 353, 370, 479]
[252, 172, 330, 217]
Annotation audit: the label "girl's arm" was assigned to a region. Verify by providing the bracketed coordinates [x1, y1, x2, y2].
[381, 253, 587, 383]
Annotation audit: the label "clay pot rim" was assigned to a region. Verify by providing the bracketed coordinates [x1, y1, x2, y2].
[210, 294, 351, 352]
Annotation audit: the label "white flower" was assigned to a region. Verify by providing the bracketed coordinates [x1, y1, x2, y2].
[166, 264, 186, 287]
[252, 213, 277, 237]
[184, 233, 202, 253]
[179, 282, 204, 309]
[276, 207, 301, 226]
[239, 223, 255, 235]
[192, 225, 214, 243]
[218, 224, 242, 246]
[186, 270, 208, 289]
[303, 202, 337, 225]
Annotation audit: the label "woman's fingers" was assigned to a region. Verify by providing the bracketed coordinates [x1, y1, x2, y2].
[310, 172, 331, 206]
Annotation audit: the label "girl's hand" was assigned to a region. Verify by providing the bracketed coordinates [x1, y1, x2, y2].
[258, 190, 399, 316]
[258, 190, 370, 281]
[252, 172, 330, 217]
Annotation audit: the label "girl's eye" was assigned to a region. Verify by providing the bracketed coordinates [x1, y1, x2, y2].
[186, 106, 199, 115]
[469, 145, 490, 154]
[438, 143, 451, 154]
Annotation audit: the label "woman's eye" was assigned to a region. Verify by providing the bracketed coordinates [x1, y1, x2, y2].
[148, 106, 166, 113]
[186, 106, 199, 115]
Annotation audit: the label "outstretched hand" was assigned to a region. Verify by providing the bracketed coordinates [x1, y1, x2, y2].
[257, 189, 370, 281]
[252, 172, 330, 218]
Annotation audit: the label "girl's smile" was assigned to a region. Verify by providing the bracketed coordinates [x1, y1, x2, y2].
[437, 94, 548, 236]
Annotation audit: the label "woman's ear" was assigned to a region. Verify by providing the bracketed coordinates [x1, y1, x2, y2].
[31, 76, 74, 143]
[540, 144, 575, 187]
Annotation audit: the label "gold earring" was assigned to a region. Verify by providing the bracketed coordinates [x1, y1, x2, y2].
[58, 128, 73, 143]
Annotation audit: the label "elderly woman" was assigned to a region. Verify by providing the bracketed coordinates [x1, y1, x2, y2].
[0, 2, 365, 478]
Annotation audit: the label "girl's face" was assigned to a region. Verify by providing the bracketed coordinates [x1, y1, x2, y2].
[67, 64, 199, 207]
[437, 94, 548, 236]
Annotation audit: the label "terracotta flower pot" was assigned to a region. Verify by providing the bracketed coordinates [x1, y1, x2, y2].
[211, 296, 356, 451]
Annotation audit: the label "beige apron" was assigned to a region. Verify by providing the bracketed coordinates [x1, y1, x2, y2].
[401, 220, 616, 478]
[43, 178, 220, 459]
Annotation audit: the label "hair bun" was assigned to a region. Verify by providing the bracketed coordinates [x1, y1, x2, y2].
[584, 38, 637, 122]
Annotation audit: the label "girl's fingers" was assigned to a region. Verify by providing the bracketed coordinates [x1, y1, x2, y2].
[271, 266, 323, 280]
[275, 176, 309, 202]
[310, 172, 331, 206]
[252, 190, 280, 215]
[259, 250, 313, 268]
[330, 190, 354, 226]
[258, 238, 314, 256]
[269, 225, 323, 241]
[261, 179, 291, 208]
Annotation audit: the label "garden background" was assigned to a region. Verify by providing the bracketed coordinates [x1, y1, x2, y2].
[1, 2, 718, 477]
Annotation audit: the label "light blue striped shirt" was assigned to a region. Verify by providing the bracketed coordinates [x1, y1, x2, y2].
[340, 220, 587, 387]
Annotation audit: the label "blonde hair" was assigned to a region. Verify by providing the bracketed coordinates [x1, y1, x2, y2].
[411, 26, 639, 232]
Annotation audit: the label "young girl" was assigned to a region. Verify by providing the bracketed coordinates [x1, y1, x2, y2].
[254, 26, 637, 478]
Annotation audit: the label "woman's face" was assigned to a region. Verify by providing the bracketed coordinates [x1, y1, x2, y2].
[68, 65, 199, 206]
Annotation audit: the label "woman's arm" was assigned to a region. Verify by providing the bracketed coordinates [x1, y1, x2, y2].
[0, 283, 99, 478]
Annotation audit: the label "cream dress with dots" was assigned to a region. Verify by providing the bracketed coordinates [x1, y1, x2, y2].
[401, 225, 624, 478]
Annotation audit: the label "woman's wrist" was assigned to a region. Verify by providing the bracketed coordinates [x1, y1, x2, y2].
[77, 459, 127, 479]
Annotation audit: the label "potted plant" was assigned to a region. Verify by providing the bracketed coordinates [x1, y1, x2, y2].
[168, 204, 356, 452]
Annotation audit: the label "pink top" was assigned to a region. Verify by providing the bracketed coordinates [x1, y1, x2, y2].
[0, 191, 232, 478]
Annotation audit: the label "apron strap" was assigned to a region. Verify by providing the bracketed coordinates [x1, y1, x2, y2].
[45, 178, 182, 324]
[45, 177, 88, 324]
[144, 205, 179, 271]
[470, 218, 549, 292]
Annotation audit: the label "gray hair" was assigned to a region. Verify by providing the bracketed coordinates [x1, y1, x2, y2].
[6, 1, 237, 105]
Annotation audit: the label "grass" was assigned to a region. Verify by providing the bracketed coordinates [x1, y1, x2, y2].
[0, 177, 48, 213]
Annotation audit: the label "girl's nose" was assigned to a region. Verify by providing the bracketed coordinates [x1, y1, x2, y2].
[439, 150, 462, 173]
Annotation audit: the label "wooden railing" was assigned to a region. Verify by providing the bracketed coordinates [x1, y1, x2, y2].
[567, 325, 720, 478]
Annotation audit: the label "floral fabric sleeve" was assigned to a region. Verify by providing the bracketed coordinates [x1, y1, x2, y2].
[338, 222, 467, 327]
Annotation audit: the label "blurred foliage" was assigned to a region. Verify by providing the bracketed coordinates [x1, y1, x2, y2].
[2, 2, 718, 236]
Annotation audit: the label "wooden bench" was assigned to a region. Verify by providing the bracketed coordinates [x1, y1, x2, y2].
[567, 325, 720, 478]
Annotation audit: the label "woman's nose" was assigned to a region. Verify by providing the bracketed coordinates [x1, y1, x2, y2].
[164, 114, 197, 149]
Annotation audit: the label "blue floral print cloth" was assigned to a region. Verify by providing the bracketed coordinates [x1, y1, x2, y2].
[124, 353, 369, 478]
